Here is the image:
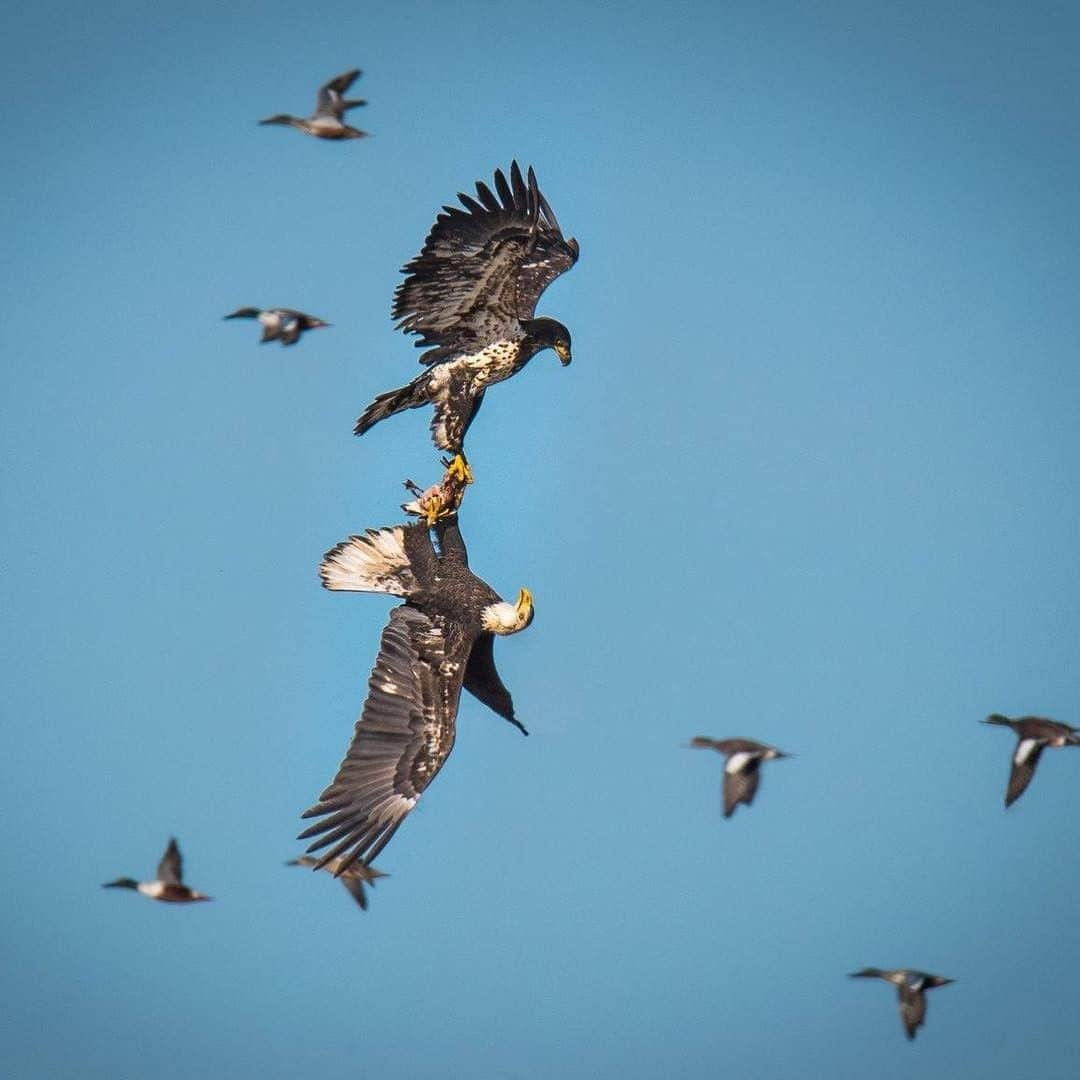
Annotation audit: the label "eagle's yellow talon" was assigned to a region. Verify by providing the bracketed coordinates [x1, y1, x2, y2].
[447, 454, 474, 486]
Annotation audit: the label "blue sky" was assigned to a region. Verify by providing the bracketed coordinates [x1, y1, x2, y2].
[3, 2, 1080, 1077]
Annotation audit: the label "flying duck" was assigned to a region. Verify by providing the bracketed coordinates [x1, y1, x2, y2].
[103, 837, 211, 903]
[224, 307, 330, 346]
[849, 968, 954, 1040]
[982, 713, 1080, 806]
[354, 162, 579, 485]
[689, 737, 789, 818]
[259, 69, 368, 140]
[299, 514, 533, 875]
[287, 856, 387, 911]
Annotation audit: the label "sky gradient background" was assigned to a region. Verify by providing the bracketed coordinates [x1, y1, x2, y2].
[4, 2, 1080, 1077]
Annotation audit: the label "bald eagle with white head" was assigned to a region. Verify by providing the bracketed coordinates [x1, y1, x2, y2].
[299, 515, 533, 873]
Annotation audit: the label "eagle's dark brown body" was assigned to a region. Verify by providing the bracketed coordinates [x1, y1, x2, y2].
[300, 517, 532, 873]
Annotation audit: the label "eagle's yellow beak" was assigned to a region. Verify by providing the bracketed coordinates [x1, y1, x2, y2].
[554, 342, 572, 366]
[516, 587, 533, 618]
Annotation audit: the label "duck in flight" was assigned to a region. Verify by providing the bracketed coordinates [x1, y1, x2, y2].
[982, 713, 1080, 806]
[849, 968, 954, 1040]
[103, 838, 211, 903]
[259, 69, 368, 140]
[224, 307, 330, 347]
[689, 737, 789, 818]
[287, 856, 387, 911]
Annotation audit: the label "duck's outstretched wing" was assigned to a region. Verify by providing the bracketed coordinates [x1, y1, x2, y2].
[299, 607, 464, 873]
[722, 758, 762, 818]
[898, 986, 926, 1040]
[393, 162, 579, 362]
[157, 838, 183, 885]
[315, 69, 361, 118]
[1005, 738, 1045, 806]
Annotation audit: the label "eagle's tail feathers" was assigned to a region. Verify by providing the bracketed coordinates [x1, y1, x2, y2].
[354, 373, 431, 437]
[319, 527, 418, 596]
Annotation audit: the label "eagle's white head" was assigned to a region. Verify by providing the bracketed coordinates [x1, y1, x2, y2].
[481, 587, 534, 635]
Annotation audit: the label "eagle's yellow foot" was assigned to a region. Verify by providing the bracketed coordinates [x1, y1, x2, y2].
[446, 453, 474, 486]
[401, 478, 446, 523]
[422, 491, 444, 527]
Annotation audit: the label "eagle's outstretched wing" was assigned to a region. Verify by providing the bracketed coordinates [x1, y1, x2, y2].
[393, 162, 579, 362]
[463, 632, 526, 735]
[299, 606, 464, 873]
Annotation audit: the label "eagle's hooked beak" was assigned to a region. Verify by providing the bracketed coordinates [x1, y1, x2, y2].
[516, 587, 533, 619]
[554, 341, 572, 366]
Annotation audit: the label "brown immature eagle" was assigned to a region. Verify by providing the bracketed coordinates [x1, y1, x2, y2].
[354, 162, 579, 482]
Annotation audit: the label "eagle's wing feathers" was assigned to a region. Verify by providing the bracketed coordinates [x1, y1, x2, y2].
[393, 162, 578, 361]
[462, 633, 525, 734]
[298, 607, 464, 872]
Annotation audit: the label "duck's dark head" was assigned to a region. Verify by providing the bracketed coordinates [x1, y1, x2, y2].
[102, 877, 139, 891]
[522, 317, 572, 366]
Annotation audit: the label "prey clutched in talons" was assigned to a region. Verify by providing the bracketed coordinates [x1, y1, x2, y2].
[401, 458, 470, 525]
[401, 479, 445, 526]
